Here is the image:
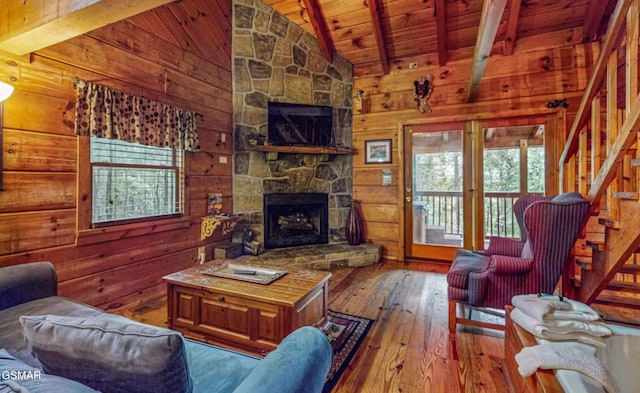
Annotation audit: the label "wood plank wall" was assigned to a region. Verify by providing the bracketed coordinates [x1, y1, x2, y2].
[0, 1, 233, 310]
[352, 34, 600, 261]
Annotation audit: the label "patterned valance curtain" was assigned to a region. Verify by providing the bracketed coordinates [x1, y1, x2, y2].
[74, 80, 199, 151]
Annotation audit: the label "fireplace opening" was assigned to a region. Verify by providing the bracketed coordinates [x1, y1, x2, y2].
[264, 193, 328, 249]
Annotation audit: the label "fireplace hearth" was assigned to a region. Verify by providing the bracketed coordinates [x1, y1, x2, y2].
[264, 193, 328, 249]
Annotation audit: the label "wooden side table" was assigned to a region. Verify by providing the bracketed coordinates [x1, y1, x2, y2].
[163, 261, 331, 356]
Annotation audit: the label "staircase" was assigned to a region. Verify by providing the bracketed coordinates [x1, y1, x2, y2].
[560, 0, 640, 324]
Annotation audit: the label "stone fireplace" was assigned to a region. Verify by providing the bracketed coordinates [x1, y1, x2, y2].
[232, 0, 354, 246]
[264, 193, 328, 249]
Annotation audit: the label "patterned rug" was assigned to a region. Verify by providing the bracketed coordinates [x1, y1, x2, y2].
[321, 309, 375, 393]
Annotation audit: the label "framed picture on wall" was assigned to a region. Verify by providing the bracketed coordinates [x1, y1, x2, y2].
[365, 139, 392, 164]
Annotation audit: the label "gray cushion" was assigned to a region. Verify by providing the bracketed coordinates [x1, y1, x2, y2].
[0, 262, 57, 312]
[20, 313, 192, 393]
[0, 349, 98, 393]
[447, 250, 487, 288]
[0, 296, 103, 367]
[552, 192, 584, 202]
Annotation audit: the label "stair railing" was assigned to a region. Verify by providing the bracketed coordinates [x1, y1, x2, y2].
[558, 0, 640, 302]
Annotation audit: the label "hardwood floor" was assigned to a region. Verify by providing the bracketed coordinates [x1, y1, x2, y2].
[113, 260, 510, 392]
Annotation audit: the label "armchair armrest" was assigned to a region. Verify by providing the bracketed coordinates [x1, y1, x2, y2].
[0, 262, 57, 311]
[485, 237, 524, 257]
[232, 326, 332, 393]
[490, 255, 534, 275]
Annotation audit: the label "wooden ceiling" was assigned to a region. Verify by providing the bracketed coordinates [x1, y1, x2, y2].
[0, 0, 619, 103]
[265, 0, 618, 82]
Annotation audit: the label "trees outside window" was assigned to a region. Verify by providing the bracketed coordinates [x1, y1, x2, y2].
[90, 137, 183, 225]
[414, 144, 544, 239]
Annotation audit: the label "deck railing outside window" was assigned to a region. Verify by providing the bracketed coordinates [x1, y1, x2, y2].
[413, 191, 543, 240]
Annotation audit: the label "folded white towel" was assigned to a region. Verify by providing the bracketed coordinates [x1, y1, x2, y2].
[511, 309, 609, 347]
[543, 319, 612, 336]
[512, 294, 601, 322]
[515, 342, 618, 393]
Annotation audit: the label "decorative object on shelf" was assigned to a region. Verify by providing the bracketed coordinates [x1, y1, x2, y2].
[345, 199, 364, 246]
[242, 228, 264, 255]
[247, 132, 266, 146]
[364, 139, 392, 164]
[200, 215, 240, 241]
[546, 98, 569, 108]
[207, 193, 223, 216]
[413, 74, 434, 113]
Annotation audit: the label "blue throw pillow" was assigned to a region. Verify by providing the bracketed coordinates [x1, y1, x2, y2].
[19, 313, 192, 393]
[0, 348, 98, 393]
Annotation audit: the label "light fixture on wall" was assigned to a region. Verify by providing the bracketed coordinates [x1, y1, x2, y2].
[0, 80, 14, 191]
[355, 89, 369, 114]
[0, 81, 14, 102]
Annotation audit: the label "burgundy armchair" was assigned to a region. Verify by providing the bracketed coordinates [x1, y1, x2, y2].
[447, 192, 590, 332]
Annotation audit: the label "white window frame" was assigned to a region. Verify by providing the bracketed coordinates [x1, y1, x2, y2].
[78, 136, 184, 229]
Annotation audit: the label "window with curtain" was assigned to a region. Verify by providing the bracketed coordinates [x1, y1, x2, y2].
[74, 80, 199, 226]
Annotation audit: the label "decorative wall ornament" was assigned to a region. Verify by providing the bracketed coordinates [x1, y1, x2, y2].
[546, 98, 569, 108]
[201, 215, 240, 241]
[355, 89, 369, 113]
[413, 75, 434, 113]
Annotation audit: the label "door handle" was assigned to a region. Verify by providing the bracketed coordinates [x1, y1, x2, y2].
[406, 196, 412, 203]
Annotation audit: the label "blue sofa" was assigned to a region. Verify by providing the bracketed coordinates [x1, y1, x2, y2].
[0, 262, 332, 393]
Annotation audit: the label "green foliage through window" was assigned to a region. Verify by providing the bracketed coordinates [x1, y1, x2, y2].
[484, 148, 520, 192]
[413, 139, 545, 240]
[91, 137, 183, 224]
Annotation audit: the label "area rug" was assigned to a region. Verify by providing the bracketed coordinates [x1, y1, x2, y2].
[321, 309, 375, 393]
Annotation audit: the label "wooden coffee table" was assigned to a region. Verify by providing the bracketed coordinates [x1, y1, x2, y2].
[163, 261, 331, 356]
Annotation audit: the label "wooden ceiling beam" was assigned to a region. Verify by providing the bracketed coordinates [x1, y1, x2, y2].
[368, 0, 389, 75]
[0, 0, 174, 55]
[465, 0, 507, 103]
[301, 0, 335, 63]
[503, 0, 521, 56]
[582, 0, 611, 42]
[435, 0, 448, 66]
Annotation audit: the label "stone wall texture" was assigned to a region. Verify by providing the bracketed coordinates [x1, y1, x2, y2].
[232, 0, 354, 244]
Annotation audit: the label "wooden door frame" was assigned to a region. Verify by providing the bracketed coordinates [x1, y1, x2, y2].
[398, 111, 562, 261]
[401, 121, 466, 261]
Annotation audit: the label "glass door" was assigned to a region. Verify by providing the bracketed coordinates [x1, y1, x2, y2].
[404, 116, 555, 261]
[404, 123, 466, 261]
[481, 123, 546, 249]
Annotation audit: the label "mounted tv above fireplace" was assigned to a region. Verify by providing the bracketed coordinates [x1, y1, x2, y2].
[267, 102, 333, 147]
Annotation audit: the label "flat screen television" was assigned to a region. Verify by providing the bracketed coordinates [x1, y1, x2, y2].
[267, 102, 333, 147]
